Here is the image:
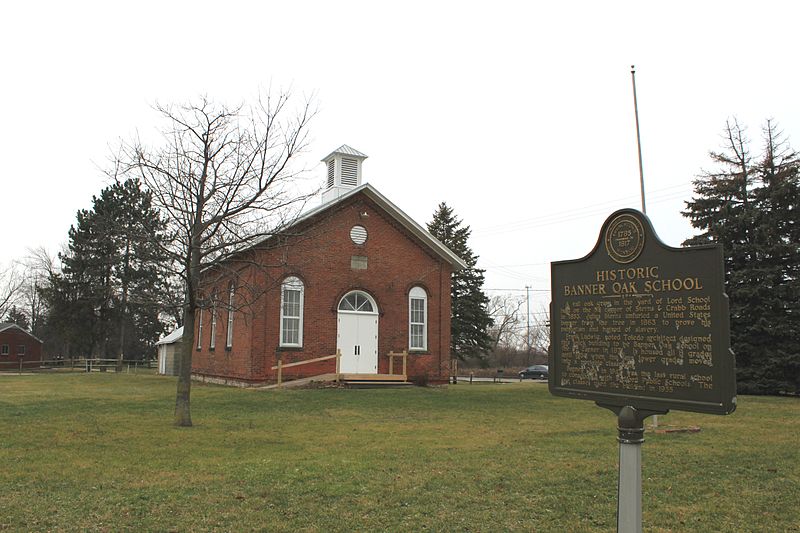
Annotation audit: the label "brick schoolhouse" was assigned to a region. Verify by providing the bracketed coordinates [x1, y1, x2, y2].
[191, 145, 466, 386]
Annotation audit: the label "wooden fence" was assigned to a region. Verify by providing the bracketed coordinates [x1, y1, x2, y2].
[0, 358, 157, 374]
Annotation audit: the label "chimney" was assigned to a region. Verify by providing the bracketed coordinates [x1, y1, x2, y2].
[321, 145, 368, 203]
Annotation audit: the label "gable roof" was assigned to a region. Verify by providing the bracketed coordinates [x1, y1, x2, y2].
[0, 323, 44, 343]
[267, 183, 468, 271]
[156, 326, 184, 346]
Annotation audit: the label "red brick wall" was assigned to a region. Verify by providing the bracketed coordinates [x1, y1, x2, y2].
[191, 270, 257, 382]
[0, 328, 43, 369]
[192, 192, 454, 384]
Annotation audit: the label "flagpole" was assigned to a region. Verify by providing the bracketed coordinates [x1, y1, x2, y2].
[631, 65, 656, 431]
[631, 65, 646, 214]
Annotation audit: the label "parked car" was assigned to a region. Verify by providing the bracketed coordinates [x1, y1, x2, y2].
[519, 365, 548, 380]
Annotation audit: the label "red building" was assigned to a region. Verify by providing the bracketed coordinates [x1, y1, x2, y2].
[0, 323, 43, 370]
[191, 146, 465, 386]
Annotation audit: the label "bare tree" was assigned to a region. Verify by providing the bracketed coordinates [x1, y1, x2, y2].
[487, 293, 525, 351]
[524, 304, 550, 364]
[20, 247, 57, 335]
[484, 294, 549, 367]
[0, 262, 25, 320]
[120, 92, 316, 427]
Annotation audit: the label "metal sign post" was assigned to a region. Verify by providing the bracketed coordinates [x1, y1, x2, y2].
[598, 404, 666, 533]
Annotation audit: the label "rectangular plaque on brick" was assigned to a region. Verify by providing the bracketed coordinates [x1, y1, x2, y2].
[351, 255, 368, 270]
[549, 209, 736, 415]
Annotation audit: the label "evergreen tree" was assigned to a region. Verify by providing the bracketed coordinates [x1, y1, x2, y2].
[41, 178, 169, 362]
[683, 119, 800, 394]
[427, 203, 493, 361]
[4, 306, 29, 329]
[38, 269, 95, 358]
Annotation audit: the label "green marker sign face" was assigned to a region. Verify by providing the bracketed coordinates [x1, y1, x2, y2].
[549, 209, 736, 415]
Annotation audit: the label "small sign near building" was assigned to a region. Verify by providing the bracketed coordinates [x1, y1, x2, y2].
[550, 209, 736, 414]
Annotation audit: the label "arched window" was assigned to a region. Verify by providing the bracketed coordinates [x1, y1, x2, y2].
[210, 294, 217, 350]
[280, 277, 304, 347]
[338, 291, 376, 313]
[196, 308, 203, 350]
[226, 284, 235, 349]
[409, 286, 427, 351]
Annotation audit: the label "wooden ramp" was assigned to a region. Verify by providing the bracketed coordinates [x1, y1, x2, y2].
[256, 373, 411, 390]
[265, 351, 412, 389]
[255, 373, 339, 390]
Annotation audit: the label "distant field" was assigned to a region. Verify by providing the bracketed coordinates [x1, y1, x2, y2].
[1, 374, 798, 532]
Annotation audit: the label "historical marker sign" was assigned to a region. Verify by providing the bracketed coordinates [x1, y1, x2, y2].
[550, 209, 736, 415]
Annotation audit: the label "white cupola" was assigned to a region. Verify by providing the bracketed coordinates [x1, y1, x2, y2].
[321, 144, 368, 203]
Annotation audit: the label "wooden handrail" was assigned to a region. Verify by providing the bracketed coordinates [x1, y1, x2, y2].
[271, 353, 338, 370]
[272, 350, 342, 388]
[387, 350, 408, 377]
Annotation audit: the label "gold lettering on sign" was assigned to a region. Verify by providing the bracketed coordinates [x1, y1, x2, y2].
[566, 266, 706, 297]
[558, 273, 716, 395]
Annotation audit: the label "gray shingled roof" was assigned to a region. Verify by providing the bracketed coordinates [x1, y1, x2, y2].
[320, 144, 368, 161]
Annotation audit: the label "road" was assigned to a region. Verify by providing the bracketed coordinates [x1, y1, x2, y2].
[454, 376, 547, 384]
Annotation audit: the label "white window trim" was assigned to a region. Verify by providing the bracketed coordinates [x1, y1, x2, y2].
[338, 290, 377, 314]
[196, 308, 203, 350]
[226, 285, 235, 349]
[210, 299, 217, 350]
[280, 276, 304, 347]
[409, 286, 428, 351]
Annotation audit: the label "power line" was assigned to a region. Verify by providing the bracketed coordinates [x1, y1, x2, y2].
[492, 312, 550, 318]
[473, 185, 692, 237]
[482, 261, 550, 268]
[485, 288, 550, 292]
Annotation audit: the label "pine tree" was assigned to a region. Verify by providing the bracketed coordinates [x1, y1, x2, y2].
[4, 306, 29, 329]
[99, 178, 168, 368]
[427, 203, 493, 361]
[38, 270, 96, 358]
[683, 119, 800, 394]
[42, 178, 169, 362]
[747, 121, 800, 393]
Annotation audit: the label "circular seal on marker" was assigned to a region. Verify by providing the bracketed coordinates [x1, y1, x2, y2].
[605, 214, 645, 264]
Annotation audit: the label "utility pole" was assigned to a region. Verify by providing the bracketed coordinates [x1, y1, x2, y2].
[525, 285, 531, 364]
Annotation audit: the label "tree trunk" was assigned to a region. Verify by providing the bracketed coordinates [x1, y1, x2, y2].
[116, 241, 131, 373]
[174, 196, 204, 427]
[174, 304, 194, 427]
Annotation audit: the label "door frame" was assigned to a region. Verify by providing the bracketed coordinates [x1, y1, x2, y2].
[336, 290, 379, 374]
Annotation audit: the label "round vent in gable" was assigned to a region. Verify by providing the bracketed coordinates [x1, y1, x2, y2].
[350, 225, 367, 245]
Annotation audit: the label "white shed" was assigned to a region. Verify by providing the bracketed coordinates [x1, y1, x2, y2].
[156, 326, 183, 376]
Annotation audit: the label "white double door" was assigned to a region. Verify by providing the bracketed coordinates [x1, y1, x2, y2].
[337, 312, 378, 374]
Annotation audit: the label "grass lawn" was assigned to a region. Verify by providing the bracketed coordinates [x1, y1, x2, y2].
[1, 374, 798, 532]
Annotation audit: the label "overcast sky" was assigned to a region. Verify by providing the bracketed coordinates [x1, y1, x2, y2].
[3, 1, 798, 315]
